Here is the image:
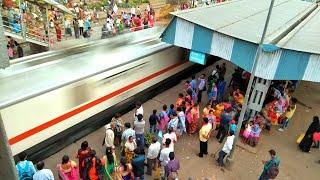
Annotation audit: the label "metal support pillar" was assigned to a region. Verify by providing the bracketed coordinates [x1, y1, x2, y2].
[229, 0, 275, 158]
[0, 113, 18, 180]
[0, 10, 10, 69]
[248, 77, 271, 117]
[46, 6, 51, 49]
[18, 0, 26, 41]
[62, 12, 65, 40]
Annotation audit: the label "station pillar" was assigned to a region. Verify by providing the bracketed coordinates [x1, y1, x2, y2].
[247, 77, 271, 117]
[0, 11, 10, 69]
[0, 113, 18, 180]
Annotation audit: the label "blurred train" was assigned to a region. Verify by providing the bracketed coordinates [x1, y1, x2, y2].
[0, 42, 208, 162]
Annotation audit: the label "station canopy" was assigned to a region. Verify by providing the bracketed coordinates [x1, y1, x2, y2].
[161, 0, 320, 82]
[27, 0, 74, 15]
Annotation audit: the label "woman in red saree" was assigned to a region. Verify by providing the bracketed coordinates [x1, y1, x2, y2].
[54, 23, 62, 42]
[185, 101, 192, 134]
[175, 93, 184, 108]
[77, 141, 91, 179]
[4, 0, 14, 8]
[148, 13, 154, 28]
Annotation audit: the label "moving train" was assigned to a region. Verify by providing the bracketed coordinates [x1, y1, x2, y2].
[1, 39, 210, 161]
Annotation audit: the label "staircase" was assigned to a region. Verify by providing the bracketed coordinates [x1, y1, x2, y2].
[150, 0, 167, 18]
[2, 18, 49, 47]
[150, 0, 167, 10]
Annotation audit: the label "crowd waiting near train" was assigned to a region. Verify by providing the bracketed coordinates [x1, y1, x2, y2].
[15, 64, 320, 180]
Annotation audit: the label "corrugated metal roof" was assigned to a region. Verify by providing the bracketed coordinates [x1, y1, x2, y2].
[277, 7, 320, 54]
[43, 0, 75, 15]
[161, 0, 320, 82]
[27, 0, 75, 15]
[171, 0, 320, 54]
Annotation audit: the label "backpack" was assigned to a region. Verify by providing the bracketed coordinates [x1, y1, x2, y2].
[203, 85, 207, 91]
[17, 162, 33, 180]
[267, 164, 279, 179]
[83, 31, 89, 38]
[83, 157, 104, 180]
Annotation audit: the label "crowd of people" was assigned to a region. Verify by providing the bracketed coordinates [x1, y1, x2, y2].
[13, 62, 320, 179]
[54, 3, 155, 42]
[13, 63, 240, 179]
[101, 5, 155, 39]
[2, 1, 157, 57]
[6, 36, 24, 59]
[179, 0, 227, 10]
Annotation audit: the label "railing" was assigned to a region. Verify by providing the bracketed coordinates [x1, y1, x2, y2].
[2, 17, 49, 45]
[48, 22, 156, 49]
[2, 12, 157, 49]
[177, 0, 227, 10]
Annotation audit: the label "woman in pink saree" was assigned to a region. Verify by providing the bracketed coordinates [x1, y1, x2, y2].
[158, 104, 169, 132]
[57, 155, 79, 180]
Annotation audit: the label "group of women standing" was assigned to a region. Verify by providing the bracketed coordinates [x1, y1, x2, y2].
[56, 140, 132, 180]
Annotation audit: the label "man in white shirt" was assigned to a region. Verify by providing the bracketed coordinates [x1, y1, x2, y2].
[134, 101, 144, 120]
[134, 114, 146, 148]
[33, 161, 54, 180]
[75, 5, 80, 13]
[122, 122, 136, 143]
[131, 7, 136, 16]
[64, 19, 72, 37]
[146, 136, 161, 175]
[147, 3, 150, 12]
[162, 127, 177, 151]
[104, 123, 115, 148]
[160, 138, 173, 179]
[78, 18, 84, 35]
[217, 131, 235, 166]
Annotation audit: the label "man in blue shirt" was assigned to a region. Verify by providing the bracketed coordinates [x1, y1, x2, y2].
[132, 148, 146, 179]
[197, 74, 206, 104]
[190, 75, 197, 91]
[149, 109, 159, 134]
[216, 108, 233, 143]
[217, 77, 226, 102]
[167, 104, 177, 117]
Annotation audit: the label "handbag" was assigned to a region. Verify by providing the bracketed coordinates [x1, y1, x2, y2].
[267, 163, 279, 179]
[297, 133, 305, 144]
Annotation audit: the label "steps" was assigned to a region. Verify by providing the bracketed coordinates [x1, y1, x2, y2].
[2, 18, 49, 47]
[150, 0, 173, 21]
[4, 31, 49, 47]
[150, 0, 167, 10]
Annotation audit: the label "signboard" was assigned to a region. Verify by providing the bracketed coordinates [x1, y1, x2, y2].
[189, 50, 206, 65]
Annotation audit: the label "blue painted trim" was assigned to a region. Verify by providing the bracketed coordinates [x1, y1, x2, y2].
[262, 44, 280, 52]
[161, 17, 177, 44]
[274, 49, 310, 80]
[161, 17, 316, 81]
[191, 25, 213, 54]
[231, 39, 257, 72]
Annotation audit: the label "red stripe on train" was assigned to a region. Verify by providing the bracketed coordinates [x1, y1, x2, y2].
[8, 61, 186, 145]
